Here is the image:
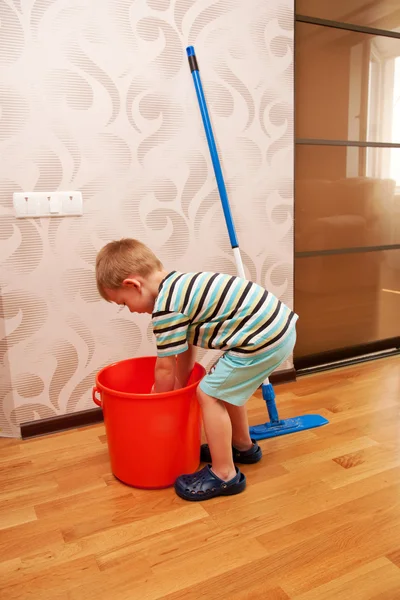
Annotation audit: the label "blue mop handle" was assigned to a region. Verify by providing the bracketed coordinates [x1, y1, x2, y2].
[186, 46, 239, 250]
[187, 46, 270, 390]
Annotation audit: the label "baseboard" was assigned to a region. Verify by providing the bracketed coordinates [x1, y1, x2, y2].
[20, 367, 297, 440]
[20, 407, 104, 440]
[270, 367, 297, 385]
[295, 337, 400, 371]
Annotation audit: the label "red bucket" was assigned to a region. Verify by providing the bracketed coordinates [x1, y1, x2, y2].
[92, 356, 205, 489]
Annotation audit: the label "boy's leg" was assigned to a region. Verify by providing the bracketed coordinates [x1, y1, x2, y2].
[224, 402, 253, 451]
[197, 387, 236, 482]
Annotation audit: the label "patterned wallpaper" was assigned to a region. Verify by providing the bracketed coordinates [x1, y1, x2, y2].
[0, 0, 294, 437]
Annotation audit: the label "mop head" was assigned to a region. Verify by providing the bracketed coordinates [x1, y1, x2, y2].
[250, 414, 329, 440]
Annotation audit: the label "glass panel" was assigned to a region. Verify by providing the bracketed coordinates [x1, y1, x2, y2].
[296, 0, 400, 33]
[296, 145, 400, 251]
[296, 23, 400, 143]
[294, 250, 400, 357]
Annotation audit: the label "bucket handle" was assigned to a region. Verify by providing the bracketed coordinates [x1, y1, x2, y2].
[92, 386, 102, 407]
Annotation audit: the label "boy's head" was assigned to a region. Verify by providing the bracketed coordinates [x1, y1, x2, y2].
[95, 238, 164, 314]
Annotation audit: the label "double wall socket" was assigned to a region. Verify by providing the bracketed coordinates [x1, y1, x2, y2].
[13, 191, 83, 218]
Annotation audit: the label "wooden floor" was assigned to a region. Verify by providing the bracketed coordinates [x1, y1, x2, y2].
[1, 356, 400, 600]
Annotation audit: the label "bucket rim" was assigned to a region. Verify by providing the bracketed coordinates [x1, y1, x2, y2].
[95, 355, 206, 400]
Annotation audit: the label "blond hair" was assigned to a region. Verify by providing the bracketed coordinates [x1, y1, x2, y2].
[95, 238, 163, 300]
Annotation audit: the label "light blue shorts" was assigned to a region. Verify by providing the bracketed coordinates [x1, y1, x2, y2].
[199, 326, 297, 406]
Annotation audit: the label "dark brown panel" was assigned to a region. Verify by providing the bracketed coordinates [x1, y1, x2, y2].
[296, 145, 400, 252]
[295, 250, 400, 357]
[296, 22, 400, 143]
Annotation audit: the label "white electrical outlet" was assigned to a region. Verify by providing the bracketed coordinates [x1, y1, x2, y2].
[13, 191, 83, 218]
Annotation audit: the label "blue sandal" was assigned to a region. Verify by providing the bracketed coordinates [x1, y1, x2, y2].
[174, 465, 246, 501]
[200, 440, 262, 465]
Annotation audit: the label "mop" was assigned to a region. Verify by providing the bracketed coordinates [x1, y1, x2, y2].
[186, 46, 328, 439]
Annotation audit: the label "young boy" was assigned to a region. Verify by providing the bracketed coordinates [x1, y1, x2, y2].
[96, 238, 298, 501]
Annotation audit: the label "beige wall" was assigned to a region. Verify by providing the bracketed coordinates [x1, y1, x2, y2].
[0, 0, 294, 437]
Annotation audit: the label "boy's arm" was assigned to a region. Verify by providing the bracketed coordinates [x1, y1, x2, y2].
[176, 345, 196, 388]
[152, 311, 191, 392]
[153, 356, 176, 393]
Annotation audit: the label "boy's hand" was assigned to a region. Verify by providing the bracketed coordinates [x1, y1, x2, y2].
[153, 356, 176, 393]
[151, 376, 182, 393]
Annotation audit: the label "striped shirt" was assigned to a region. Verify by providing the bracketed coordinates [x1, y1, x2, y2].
[152, 271, 298, 358]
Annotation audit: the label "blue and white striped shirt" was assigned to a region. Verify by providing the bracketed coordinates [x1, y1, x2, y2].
[152, 271, 298, 358]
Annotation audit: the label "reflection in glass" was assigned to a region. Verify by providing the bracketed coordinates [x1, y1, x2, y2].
[296, 23, 400, 143]
[294, 251, 400, 357]
[296, 0, 400, 33]
[296, 146, 400, 252]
